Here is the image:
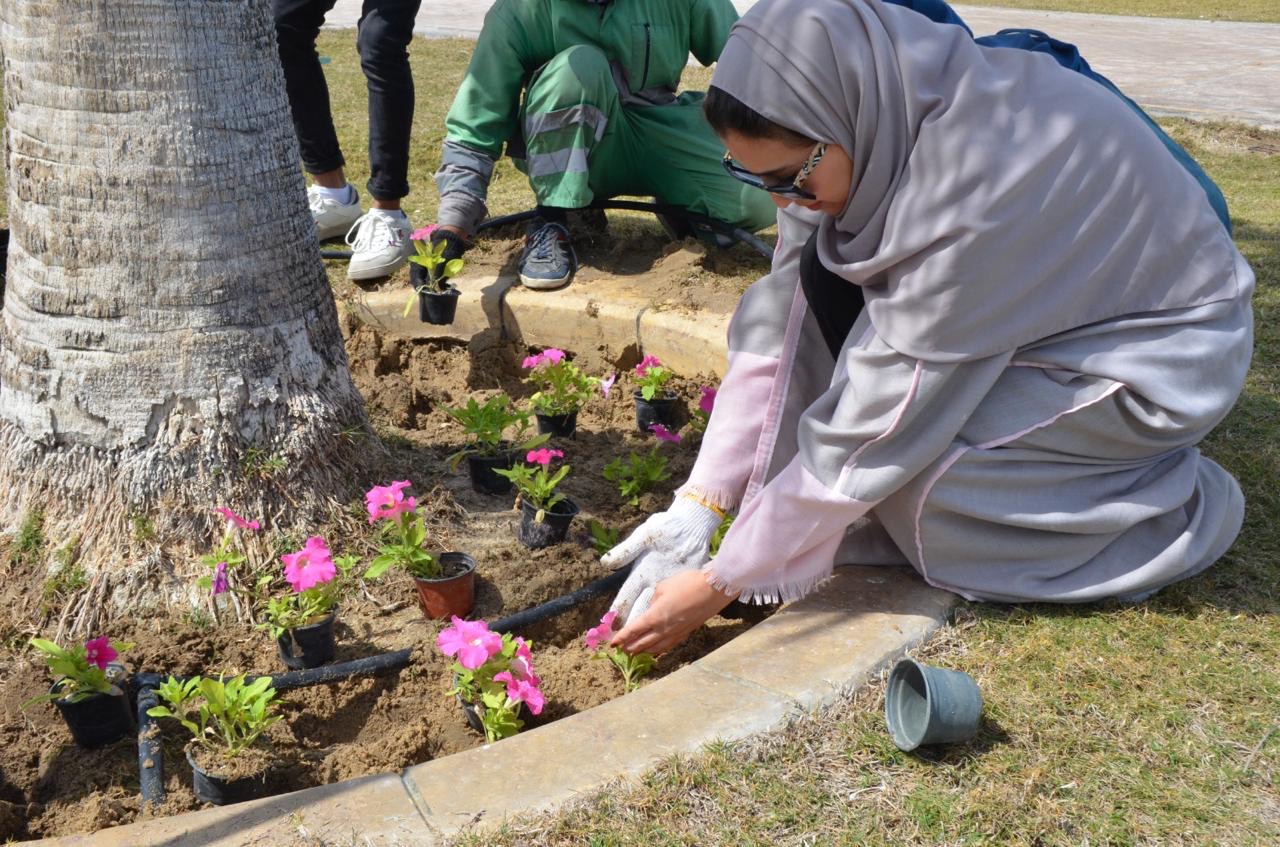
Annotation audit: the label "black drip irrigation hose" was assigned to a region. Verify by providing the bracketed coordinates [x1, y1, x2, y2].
[133, 564, 631, 806]
[318, 200, 773, 261]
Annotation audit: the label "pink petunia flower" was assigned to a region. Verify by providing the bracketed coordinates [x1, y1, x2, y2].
[211, 562, 229, 597]
[84, 637, 117, 671]
[411, 224, 439, 242]
[541, 348, 566, 365]
[650, 423, 682, 443]
[635, 354, 662, 377]
[494, 670, 545, 715]
[521, 353, 543, 369]
[437, 616, 503, 670]
[526, 448, 564, 468]
[281, 536, 337, 592]
[215, 507, 260, 532]
[600, 372, 617, 398]
[584, 610, 618, 651]
[508, 637, 540, 686]
[365, 480, 417, 524]
[698, 386, 717, 415]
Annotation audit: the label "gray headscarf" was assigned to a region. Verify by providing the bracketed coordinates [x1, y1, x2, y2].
[711, 0, 1241, 361]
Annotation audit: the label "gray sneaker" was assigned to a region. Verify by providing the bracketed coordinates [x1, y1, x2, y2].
[308, 184, 362, 241]
[345, 211, 413, 280]
[519, 221, 577, 290]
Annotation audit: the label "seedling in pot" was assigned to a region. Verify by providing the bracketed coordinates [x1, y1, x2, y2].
[26, 636, 136, 748]
[500, 449, 580, 547]
[632, 355, 680, 433]
[522, 347, 600, 435]
[147, 673, 283, 805]
[257, 536, 355, 669]
[444, 394, 549, 492]
[497, 449, 579, 548]
[584, 611, 655, 692]
[633, 354, 673, 402]
[405, 225, 464, 297]
[439, 617, 544, 743]
[364, 480, 477, 619]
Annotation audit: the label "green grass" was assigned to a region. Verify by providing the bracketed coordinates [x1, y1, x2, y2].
[960, 0, 1279, 22]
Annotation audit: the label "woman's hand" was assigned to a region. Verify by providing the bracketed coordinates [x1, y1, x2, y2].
[610, 569, 737, 656]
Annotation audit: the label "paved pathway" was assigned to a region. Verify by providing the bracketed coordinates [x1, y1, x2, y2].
[323, 2, 1280, 127]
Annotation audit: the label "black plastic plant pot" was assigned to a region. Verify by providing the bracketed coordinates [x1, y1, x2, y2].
[517, 497, 580, 549]
[452, 675, 486, 736]
[186, 748, 269, 806]
[52, 684, 135, 749]
[418, 286, 460, 325]
[276, 611, 338, 670]
[467, 450, 516, 495]
[884, 659, 983, 752]
[633, 390, 679, 434]
[535, 410, 578, 438]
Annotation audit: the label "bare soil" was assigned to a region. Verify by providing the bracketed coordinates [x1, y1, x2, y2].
[0, 315, 767, 841]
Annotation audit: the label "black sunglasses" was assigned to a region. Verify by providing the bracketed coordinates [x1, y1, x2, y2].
[722, 142, 827, 200]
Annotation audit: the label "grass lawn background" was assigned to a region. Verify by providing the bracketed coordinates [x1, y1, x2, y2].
[0, 21, 1273, 846]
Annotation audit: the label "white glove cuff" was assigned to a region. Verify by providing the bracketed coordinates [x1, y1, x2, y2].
[668, 495, 725, 545]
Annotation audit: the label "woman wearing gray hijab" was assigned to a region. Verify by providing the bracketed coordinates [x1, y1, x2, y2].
[606, 0, 1253, 656]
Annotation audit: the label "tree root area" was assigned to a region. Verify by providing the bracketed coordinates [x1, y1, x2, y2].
[0, 326, 769, 840]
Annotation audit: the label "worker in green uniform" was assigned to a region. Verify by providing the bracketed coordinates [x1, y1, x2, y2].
[431, 0, 777, 290]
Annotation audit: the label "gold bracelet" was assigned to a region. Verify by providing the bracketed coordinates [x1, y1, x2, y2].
[680, 491, 728, 520]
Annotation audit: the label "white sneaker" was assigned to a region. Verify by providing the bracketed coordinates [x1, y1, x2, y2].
[308, 184, 363, 241]
[345, 210, 413, 280]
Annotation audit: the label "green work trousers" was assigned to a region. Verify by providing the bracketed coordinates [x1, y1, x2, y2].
[515, 45, 775, 232]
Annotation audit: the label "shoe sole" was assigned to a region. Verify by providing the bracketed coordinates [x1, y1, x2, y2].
[519, 272, 572, 291]
[347, 254, 409, 281]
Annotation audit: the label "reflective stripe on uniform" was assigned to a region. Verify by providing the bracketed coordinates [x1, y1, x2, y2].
[524, 104, 609, 144]
[528, 147, 591, 178]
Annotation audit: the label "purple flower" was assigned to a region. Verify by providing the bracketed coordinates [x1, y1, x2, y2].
[600, 373, 617, 398]
[698, 386, 717, 415]
[650, 423, 682, 443]
[84, 637, 117, 670]
[211, 562, 229, 596]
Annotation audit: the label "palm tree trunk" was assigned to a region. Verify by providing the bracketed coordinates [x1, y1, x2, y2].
[0, 0, 371, 617]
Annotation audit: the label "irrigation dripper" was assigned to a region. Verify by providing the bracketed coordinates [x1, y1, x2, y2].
[133, 564, 631, 806]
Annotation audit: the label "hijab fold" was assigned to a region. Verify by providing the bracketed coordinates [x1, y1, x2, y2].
[712, 0, 1239, 361]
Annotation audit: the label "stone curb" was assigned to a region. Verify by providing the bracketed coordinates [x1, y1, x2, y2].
[347, 271, 733, 379]
[25, 283, 957, 845]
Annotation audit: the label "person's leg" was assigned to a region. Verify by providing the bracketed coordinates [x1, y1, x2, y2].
[514, 45, 630, 289]
[274, 0, 362, 239]
[628, 91, 776, 235]
[343, 0, 421, 279]
[274, 0, 346, 182]
[356, 0, 421, 210]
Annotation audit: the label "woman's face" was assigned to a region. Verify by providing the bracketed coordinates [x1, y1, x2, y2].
[722, 130, 853, 216]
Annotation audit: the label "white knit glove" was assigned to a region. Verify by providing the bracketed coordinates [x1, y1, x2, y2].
[602, 496, 725, 624]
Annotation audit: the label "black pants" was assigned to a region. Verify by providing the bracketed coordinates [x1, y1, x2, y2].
[273, 0, 421, 200]
[800, 228, 866, 359]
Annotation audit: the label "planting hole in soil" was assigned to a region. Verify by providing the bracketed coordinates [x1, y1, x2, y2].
[0, 328, 771, 840]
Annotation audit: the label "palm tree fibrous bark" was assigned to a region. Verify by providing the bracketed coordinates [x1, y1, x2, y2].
[0, 0, 372, 620]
